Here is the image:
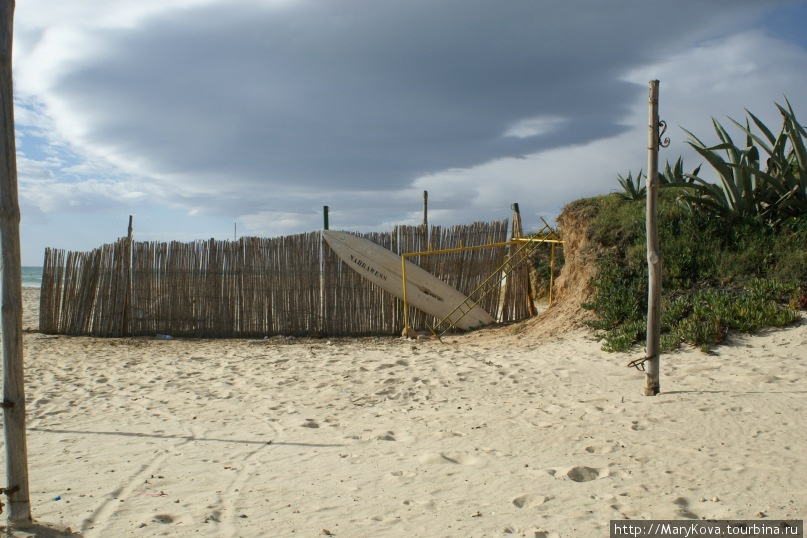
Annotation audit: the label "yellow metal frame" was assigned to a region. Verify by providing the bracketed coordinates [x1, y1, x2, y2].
[400, 234, 564, 334]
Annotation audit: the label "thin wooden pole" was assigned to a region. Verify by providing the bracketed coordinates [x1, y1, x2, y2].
[422, 190, 428, 227]
[548, 243, 556, 307]
[510, 203, 521, 239]
[123, 215, 133, 336]
[645, 80, 662, 396]
[0, 0, 32, 526]
[323, 206, 329, 230]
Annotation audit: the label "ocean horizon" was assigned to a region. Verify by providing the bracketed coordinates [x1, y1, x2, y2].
[22, 266, 43, 288]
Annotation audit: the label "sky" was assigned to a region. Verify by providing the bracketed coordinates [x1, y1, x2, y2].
[11, 0, 807, 266]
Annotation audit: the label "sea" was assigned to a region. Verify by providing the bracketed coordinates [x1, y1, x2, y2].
[21, 266, 43, 288]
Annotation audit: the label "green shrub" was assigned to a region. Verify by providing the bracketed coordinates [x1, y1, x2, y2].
[577, 193, 804, 352]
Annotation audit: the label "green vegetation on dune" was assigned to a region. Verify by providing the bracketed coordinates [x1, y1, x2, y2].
[575, 192, 805, 352]
[546, 98, 807, 352]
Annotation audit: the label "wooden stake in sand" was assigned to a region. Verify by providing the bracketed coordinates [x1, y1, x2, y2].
[0, 0, 33, 526]
[644, 80, 664, 396]
[422, 190, 428, 227]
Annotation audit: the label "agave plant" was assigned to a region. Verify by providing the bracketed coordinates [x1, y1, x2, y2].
[677, 98, 806, 224]
[728, 99, 807, 223]
[680, 119, 766, 221]
[614, 170, 645, 201]
[614, 160, 699, 202]
[659, 157, 700, 186]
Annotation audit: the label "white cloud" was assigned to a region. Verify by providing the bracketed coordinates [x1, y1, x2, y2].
[12, 1, 807, 264]
[503, 116, 567, 139]
[414, 30, 807, 232]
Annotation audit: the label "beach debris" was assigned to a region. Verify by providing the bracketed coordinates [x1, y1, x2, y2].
[155, 334, 174, 340]
[472, 510, 482, 517]
[401, 326, 418, 339]
[627, 356, 650, 371]
[322, 529, 335, 535]
[53, 495, 62, 501]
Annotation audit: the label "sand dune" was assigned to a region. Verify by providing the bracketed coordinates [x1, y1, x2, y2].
[1, 288, 805, 537]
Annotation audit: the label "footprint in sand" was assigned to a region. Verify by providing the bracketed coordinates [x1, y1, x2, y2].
[549, 465, 608, 482]
[433, 430, 467, 440]
[503, 525, 558, 537]
[584, 440, 623, 454]
[673, 496, 699, 519]
[417, 451, 483, 466]
[512, 494, 551, 508]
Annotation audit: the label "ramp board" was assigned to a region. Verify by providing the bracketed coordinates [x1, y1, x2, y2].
[323, 230, 494, 331]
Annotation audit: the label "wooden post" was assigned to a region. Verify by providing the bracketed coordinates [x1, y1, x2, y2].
[510, 203, 537, 316]
[548, 243, 556, 307]
[323, 206, 329, 230]
[123, 215, 133, 336]
[421, 190, 429, 264]
[422, 190, 428, 227]
[645, 80, 662, 396]
[0, 0, 33, 526]
[510, 203, 521, 239]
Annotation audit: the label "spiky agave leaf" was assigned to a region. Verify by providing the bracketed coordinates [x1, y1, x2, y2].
[614, 170, 645, 201]
[683, 118, 769, 220]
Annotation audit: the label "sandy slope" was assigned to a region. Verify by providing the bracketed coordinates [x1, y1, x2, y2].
[1, 288, 805, 537]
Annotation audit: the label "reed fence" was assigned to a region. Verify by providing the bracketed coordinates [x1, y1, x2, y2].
[39, 220, 533, 337]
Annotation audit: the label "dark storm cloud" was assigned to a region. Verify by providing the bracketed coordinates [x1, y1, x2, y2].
[53, 0, 775, 197]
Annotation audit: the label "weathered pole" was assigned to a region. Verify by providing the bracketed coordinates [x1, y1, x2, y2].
[0, 0, 33, 526]
[510, 203, 522, 239]
[645, 80, 662, 396]
[422, 190, 428, 227]
[123, 215, 133, 336]
[510, 202, 537, 316]
[323, 206, 329, 230]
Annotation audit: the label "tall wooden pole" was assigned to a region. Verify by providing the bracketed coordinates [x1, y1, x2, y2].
[422, 190, 428, 227]
[0, 0, 33, 526]
[645, 80, 661, 396]
[510, 203, 521, 239]
[510, 203, 537, 316]
[123, 215, 133, 337]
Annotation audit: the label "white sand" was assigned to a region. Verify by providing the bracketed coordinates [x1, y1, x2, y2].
[1, 288, 805, 537]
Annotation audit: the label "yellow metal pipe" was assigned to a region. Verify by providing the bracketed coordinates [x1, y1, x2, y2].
[398, 236, 565, 334]
[401, 239, 518, 259]
[401, 238, 564, 260]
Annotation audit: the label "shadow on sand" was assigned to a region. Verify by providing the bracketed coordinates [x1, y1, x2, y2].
[1, 522, 82, 537]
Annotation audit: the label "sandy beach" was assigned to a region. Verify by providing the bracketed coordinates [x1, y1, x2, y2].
[1, 287, 805, 537]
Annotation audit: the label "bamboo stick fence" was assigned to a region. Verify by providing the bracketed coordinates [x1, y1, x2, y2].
[39, 220, 532, 337]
